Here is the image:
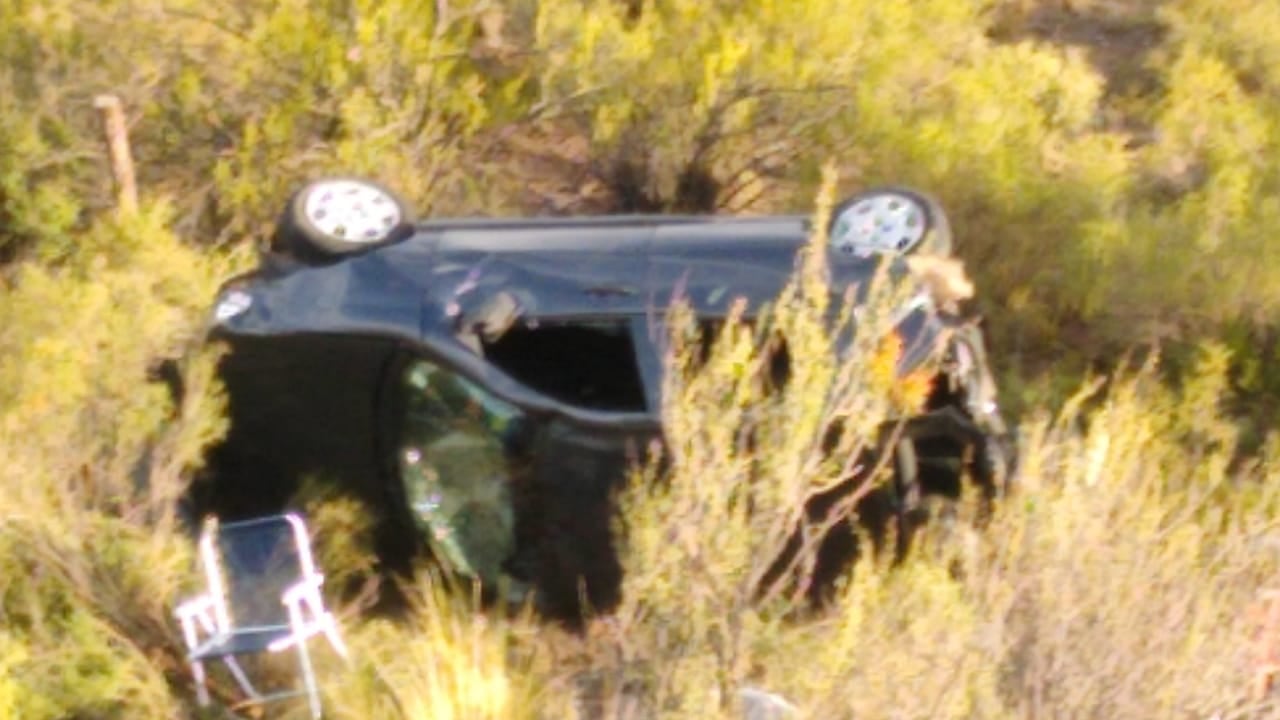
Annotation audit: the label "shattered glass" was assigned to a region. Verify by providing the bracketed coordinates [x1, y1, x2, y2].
[398, 359, 524, 584]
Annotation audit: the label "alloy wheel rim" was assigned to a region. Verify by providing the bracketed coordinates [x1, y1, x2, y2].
[832, 193, 927, 257]
[303, 180, 402, 244]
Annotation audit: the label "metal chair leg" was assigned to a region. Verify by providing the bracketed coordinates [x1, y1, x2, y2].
[296, 637, 321, 719]
[190, 659, 210, 707]
[223, 656, 264, 702]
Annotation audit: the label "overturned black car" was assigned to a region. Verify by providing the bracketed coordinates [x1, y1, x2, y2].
[196, 178, 1013, 618]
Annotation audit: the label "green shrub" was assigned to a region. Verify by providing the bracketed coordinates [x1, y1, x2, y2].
[0, 0, 520, 260]
[202, 0, 521, 237]
[2, 1, 1280, 717]
[0, 203, 230, 717]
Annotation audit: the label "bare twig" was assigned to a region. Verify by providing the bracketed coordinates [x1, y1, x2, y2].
[93, 94, 138, 216]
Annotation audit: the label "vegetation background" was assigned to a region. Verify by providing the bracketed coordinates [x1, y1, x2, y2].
[4, 0, 1280, 717]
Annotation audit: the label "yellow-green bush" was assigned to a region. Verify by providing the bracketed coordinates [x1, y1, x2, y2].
[532, 0, 872, 209]
[0, 0, 518, 259]
[2, 1, 1280, 717]
[202, 0, 521, 235]
[0, 205, 231, 717]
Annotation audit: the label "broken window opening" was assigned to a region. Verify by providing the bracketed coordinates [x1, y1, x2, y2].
[480, 320, 649, 412]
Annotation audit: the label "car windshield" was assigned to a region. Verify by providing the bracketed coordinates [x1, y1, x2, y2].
[397, 358, 528, 585]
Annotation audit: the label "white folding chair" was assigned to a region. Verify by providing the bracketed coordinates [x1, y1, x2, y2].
[174, 513, 349, 718]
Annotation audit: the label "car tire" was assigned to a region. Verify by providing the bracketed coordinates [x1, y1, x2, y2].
[273, 177, 416, 261]
[829, 186, 953, 258]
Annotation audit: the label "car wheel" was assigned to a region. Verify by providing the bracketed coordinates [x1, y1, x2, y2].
[274, 177, 416, 260]
[828, 187, 952, 258]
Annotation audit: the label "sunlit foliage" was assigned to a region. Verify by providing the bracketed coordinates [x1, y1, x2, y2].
[4, 0, 1280, 716]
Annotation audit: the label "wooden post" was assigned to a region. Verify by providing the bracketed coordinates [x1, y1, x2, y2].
[93, 94, 138, 216]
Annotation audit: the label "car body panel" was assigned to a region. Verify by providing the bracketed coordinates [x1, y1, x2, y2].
[201, 211, 1003, 616]
[218, 217, 942, 394]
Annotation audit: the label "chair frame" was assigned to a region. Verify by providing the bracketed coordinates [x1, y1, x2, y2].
[174, 513, 349, 718]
